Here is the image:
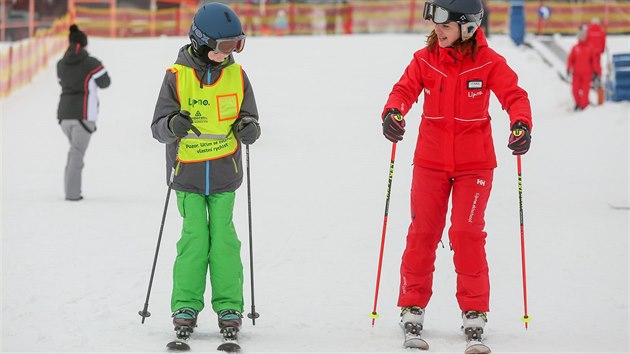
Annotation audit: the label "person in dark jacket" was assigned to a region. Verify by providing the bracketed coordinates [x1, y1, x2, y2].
[381, 0, 532, 350]
[150, 2, 260, 342]
[57, 24, 110, 201]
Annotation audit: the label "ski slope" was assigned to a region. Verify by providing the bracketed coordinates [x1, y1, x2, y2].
[2, 33, 628, 353]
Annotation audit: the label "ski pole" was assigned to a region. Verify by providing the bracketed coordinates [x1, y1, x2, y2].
[370, 142, 397, 327]
[245, 144, 260, 325]
[516, 155, 530, 329]
[139, 172, 174, 324]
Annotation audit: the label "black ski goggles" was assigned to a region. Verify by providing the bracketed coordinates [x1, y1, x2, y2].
[422, 2, 483, 25]
[208, 35, 246, 55]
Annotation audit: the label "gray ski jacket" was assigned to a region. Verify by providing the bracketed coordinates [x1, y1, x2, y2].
[151, 45, 259, 195]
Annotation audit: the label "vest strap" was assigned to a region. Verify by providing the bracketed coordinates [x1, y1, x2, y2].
[185, 133, 229, 139]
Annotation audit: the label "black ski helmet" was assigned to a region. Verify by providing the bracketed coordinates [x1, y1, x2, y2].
[189, 2, 243, 57]
[425, 0, 484, 41]
[430, 0, 483, 16]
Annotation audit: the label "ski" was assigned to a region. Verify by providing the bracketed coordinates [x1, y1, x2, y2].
[217, 327, 241, 352]
[167, 324, 193, 351]
[403, 333, 429, 350]
[166, 339, 191, 351]
[465, 340, 491, 354]
[609, 203, 630, 210]
[217, 338, 241, 352]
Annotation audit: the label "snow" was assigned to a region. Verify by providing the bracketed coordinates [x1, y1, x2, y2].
[1, 33, 628, 353]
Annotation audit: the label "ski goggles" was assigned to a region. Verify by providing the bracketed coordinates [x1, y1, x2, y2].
[422, 2, 483, 25]
[208, 35, 246, 55]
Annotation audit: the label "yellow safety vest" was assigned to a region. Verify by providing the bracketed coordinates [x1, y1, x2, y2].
[169, 63, 243, 163]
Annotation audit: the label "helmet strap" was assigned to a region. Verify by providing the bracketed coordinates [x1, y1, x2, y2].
[461, 23, 479, 41]
[190, 36, 213, 64]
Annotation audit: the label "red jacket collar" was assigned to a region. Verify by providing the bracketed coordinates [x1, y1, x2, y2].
[437, 28, 488, 63]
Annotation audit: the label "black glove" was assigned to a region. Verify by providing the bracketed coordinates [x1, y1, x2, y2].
[233, 117, 260, 145]
[382, 109, 405, 143]
[507, 122, 531, 155]
[169, 110, 201, 138]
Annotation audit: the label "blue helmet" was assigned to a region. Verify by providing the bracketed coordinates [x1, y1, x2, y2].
[189, 2, 243, 53]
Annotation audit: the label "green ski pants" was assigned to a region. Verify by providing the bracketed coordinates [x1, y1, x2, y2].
[171, 191, 243, 314]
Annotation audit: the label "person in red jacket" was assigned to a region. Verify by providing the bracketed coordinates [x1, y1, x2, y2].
[381, 0, 532, 350]
[586, 18, 606, 80]
[567, 28, 600, 110]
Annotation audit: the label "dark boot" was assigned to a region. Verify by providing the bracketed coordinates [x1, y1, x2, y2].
[218, 309, 243, 330]
[172, 307, 198, 339]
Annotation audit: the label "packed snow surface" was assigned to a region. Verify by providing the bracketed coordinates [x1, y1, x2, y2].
[2, 33, 628, 353]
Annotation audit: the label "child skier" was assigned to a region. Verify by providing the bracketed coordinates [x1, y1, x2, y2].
[150, 2, 260, 349]
[567, 28, 601, 110]
[381, 0, 532, 353]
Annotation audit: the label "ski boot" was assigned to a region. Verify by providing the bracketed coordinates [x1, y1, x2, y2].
[462, 310, 491, 354]
[172, 307, 198, 340]
[400, 306, 429, 350]
[217, 309, 243, 352]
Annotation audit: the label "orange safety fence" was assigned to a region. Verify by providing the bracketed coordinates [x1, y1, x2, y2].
[2, 0, 629, 99]
[236, 0, 629, 36]
[486, 1, 630, 35]
[66, 0, 629, 38]
[232, 2, 354, 36]
[0, 16, 69, 99]
[72, 6, 196, 38]
[526, 2, 630, 34]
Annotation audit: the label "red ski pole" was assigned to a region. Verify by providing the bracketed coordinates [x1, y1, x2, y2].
[516, 155, 530, 329]
[370, 143, 397, 326]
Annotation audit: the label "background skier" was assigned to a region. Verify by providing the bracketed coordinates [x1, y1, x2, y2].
[585, 17, 606, 85]
[567, 28, 601, 110]
[56, 24, 110, 201]
[380, 0, 532, 352]
[150, 2, 260, 348]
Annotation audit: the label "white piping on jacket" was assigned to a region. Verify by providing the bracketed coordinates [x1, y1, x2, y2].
[420, 58, 448, 77]
[454, 117, 489, 122]
[459, 61, 493, 76]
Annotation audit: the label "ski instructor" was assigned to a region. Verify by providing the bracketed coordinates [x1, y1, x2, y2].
[380, 0, 532, 352]
[151, 2, 260, 348]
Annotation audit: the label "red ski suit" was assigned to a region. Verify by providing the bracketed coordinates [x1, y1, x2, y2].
[383, 29, 532, 312]
[567, 40, 600, 109]
[586, 22, 606, 74]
